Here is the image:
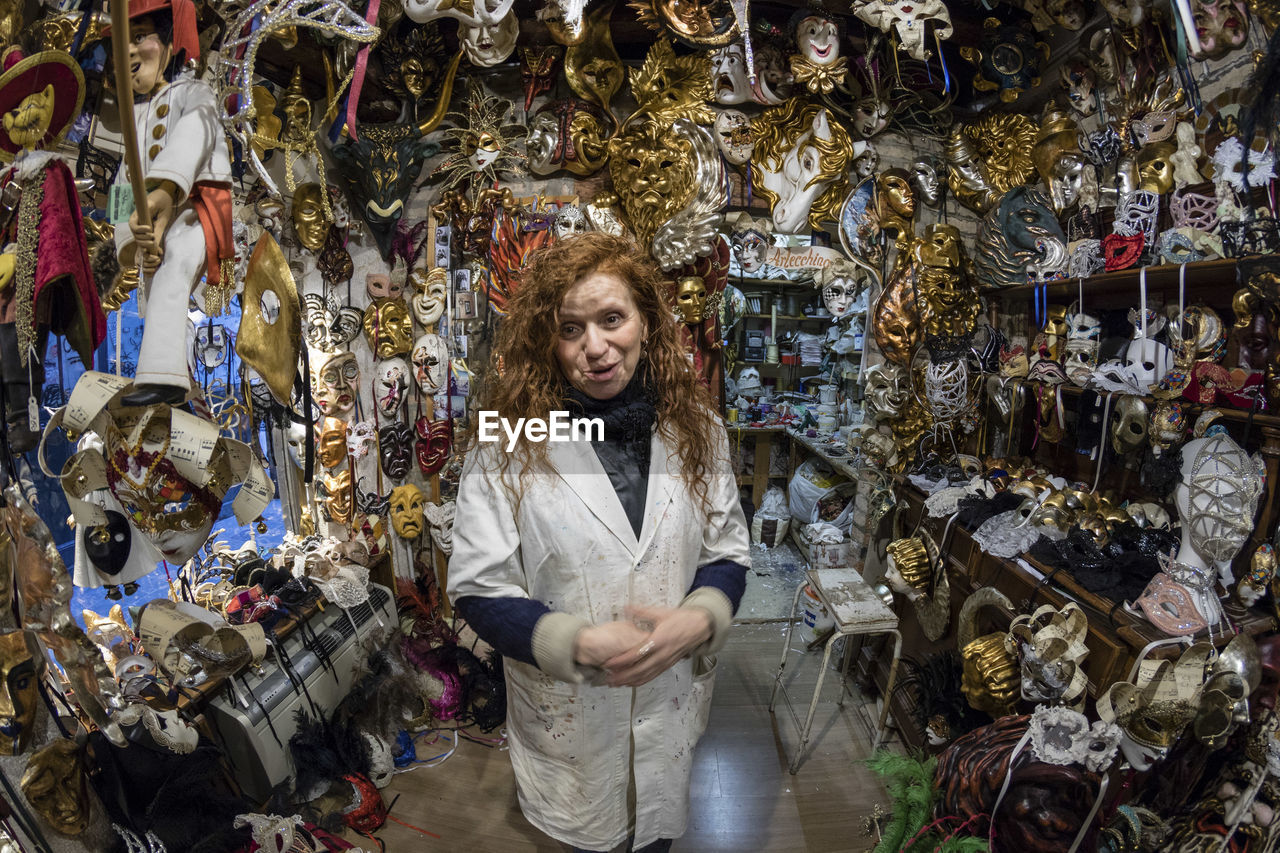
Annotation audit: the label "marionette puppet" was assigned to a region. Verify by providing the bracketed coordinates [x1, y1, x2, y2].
[109, 0, 233, 407]
[0, 48, 105, 452]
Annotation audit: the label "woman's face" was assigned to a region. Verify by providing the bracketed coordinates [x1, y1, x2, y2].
[555, 271, 647, 399]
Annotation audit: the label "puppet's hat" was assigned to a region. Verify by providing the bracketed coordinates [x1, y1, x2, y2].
[0, 48, 85, 160]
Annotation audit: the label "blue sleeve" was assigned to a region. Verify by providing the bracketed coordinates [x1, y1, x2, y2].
[688, 559, 749, 615]
[453, 595, 550, 667]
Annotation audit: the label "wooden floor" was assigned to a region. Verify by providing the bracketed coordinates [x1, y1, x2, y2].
[371, 623, 893, 852]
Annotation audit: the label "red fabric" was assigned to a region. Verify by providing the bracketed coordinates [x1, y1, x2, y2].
[32, 159, 105, 360]
[190, 182, 233, 286]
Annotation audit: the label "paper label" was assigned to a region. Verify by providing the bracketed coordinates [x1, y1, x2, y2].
[64, 371, 131, 433]
[107, 184, 134, 225]
[167, 409, 220, 486]
[26, 395, 37, 432]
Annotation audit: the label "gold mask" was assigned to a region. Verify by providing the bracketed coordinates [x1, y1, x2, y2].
[389, 484, 427, 539]
[236, 233, 301, 404]
[362, 298, 414, 359]
[291, 183, 332, 252]
[317, 417, 349, 469]
[876, 168, 917, 246]
[960, 632, 1020, 717]
[280, 65, 312, 144]
[675, 276, 708, 324]
[873, 261, 922, 366]
[1136, 141, 1177, 194]
[565, 2, 623, 113]
[626, 40, 714, 126]
[21, 738, 87, 835]
[0, 630, 39, 755]
[608, 117, 695, 250]
[915, 224, 979, 337]
[1030, 109, 1081, 189]
[946, 113, 1038, 213]
[323, 470, 353, 526]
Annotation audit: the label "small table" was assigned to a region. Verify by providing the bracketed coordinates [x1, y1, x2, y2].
[768, 568, 902, 773]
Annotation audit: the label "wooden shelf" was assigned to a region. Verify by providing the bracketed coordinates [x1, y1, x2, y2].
[980, 258, 1239, 302]
[734, 277, 817, 287]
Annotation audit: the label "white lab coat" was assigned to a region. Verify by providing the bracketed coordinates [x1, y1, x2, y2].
[449, 424, 750, 850]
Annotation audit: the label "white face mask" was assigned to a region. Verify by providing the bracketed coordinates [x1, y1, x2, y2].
[412, 333, 449, 394]
[796, 15, 840, 66]
[374, 358, 410, 419]
[410, 269, 448, 327]
[461, 13, 518, 66]
[822, 278, 856, 316]
[285, 420, 307, 468]
[710, 44, 751, 105]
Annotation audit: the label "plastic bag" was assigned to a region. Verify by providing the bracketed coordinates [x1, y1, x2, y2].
[787, 459, 848, 524]
[759, 486, 789, 518]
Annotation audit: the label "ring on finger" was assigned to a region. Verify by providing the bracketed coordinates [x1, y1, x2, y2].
[636, 640, 656, 660]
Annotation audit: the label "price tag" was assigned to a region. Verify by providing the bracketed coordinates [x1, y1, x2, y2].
[107, 185, 134, 224]
[26, 395, 37, 432]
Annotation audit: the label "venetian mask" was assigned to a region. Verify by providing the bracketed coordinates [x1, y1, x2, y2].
[960, 632, 1020, 717]
[795, 13, 841, 66]
[553, 204, 589, 240]
[389, 484, 426, 539]
[314, 352, 359, 419]
[317, 417, 349, 469]
[461, 12, 519, 67]
[374, 358, 410, 419]
[416, 417, 452, 476]
[20, 738, 86, 835]
[877, 168, 917, 235]
[851, 97, 891, 139]
[753, 102, 852, 233]
[1051, 153, 1090, 213]
[960, 19, 1050, 103]
[520, 45, 561, 108]
[291, 183, 332, 253]
[1137, 142, 1177, 194]
[380, 422, 413, 480]
[0, 631, 37, 755]
[1230, 289, 1274, 372]
[411, 334, 449, 394]
[410, 267, 448, 327]
[331, 122, 446, 261]
[527, 98, 610, 177]
[851, 140, 879, 179]
[713, 109, 754, 166]
[1059, 62, 1097, 117]
[750, 41, 794, 105]
[675, 276, 708, 324]
[909, 155, 944, 207]
[322, 470, 353, 526]
[363, 298, 413, 359]
[1180, 434, 1263, 566]
[285, 420, 308, 469]
[710, 43, 751, 104]
[821, 278, 857, 317]
[974, 186, 1067, 290]
[853, 0, 953, 62]
[1192, 0, 1250, 60]
[609, 117, 696, 249]
[538, 0, 586, 44]
[345, 417, 373, 458]
[366, 272, 405, 302]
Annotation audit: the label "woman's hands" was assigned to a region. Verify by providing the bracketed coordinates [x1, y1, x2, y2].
[572, 620, 650, 668]
[602, 606, 712, 688]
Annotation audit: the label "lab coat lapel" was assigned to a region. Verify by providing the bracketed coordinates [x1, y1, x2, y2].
[635, 430, 678, 562]
[546, 438, 638, 553]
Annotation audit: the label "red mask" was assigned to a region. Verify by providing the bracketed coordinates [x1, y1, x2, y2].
[341, 772, 387, 835]
[415, 417, 452, 476]
[1102, 233, 1144, 271]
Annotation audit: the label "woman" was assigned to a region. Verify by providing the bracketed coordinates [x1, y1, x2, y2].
[449, 233, 750, 852]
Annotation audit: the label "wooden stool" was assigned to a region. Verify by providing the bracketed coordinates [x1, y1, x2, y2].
[768, 568, 902, 774]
